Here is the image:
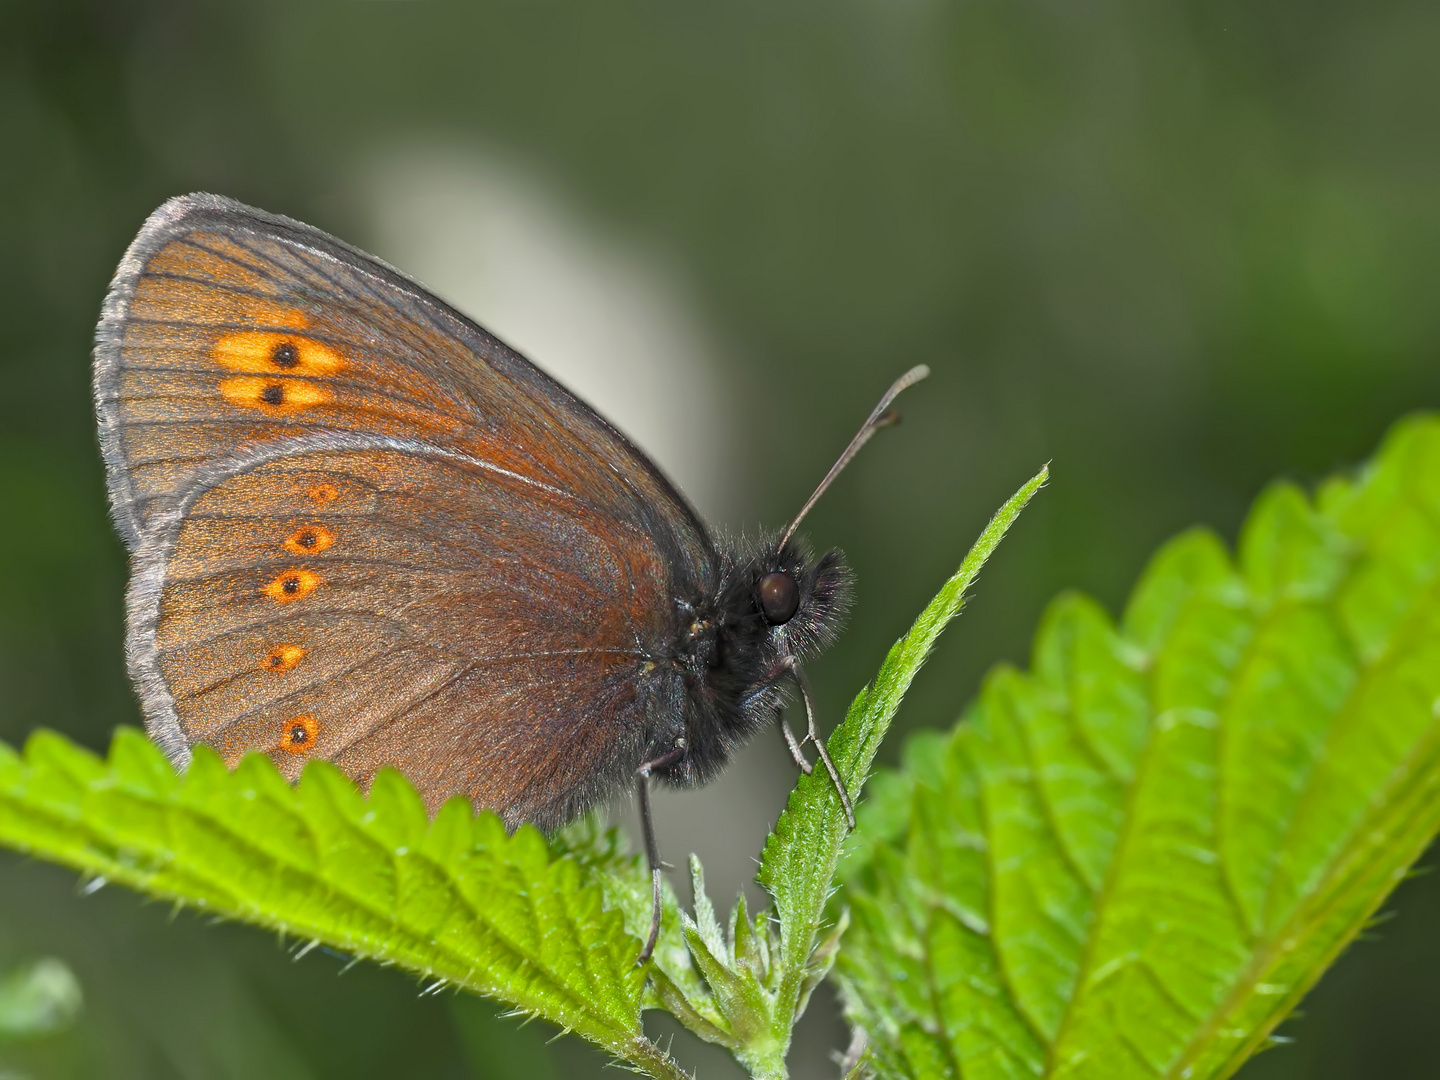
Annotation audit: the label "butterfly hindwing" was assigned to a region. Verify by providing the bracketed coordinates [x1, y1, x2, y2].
[130, 438, 679, 825]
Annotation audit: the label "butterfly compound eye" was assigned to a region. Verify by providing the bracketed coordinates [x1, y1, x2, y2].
[756, 570, 800, 625]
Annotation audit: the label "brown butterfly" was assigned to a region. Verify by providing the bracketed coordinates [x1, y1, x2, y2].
[94, 194, 926, 959]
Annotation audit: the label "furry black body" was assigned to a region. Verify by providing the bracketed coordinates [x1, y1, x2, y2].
[650, 536, 852, 790]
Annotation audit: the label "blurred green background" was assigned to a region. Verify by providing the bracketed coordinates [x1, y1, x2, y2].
[2, 1, 1438, 1077]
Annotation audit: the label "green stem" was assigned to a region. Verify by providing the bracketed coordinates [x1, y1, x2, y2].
[759, 465, 1050, 1063]
[737, 1042, 789, 1080]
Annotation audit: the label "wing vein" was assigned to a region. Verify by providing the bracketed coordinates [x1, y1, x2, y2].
[175, 235, 286, 284]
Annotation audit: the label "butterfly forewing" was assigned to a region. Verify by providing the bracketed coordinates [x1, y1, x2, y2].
[95, 194, 710, 578]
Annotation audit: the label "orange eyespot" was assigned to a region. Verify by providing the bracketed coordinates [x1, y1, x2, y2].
[307, 483, 339, 504]
[284, 524, 335, 555]
[214, 330, 344, 376]
[219, 376, 333, 416]
[263, 644, 307, 672]
[278, 714, 319, 755]
[262, 569, 322, 603]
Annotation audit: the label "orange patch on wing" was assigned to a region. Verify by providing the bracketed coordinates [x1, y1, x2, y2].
[213, 328, 342, 376]
[219, 376, 333, 416]
[278, 714, 320, 755]
[284, 524, 336, 555]
[262, 568, 322, 603]
[308, 482, 339, 504]
[263, 644, 307, 673]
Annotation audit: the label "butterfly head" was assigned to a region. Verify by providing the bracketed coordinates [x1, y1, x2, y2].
[664, 534, 851, 785]
[741, 535, 851, 661]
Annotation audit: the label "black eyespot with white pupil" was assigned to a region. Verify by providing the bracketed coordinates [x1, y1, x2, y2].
[271, 341, 299, 368]
[756, 571, 800, 625]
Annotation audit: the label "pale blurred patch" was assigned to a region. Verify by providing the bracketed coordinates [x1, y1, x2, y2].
[0, 958, 82, 1042]
[353, 141, 738, 522]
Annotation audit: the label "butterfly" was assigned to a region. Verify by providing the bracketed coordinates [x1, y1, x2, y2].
[94, 194, 926, 959]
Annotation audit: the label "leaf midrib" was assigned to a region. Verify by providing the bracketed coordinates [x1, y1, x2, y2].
[1163, 720, 1440, 1079]
[1041, 576, 1286, 1073]
[1162, 548, 1440, 1077]
[1078, 546, 1438, 1077]
[1254, 555, 1440, 933]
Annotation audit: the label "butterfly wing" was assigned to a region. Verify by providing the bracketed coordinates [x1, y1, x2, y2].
[97, 195, 709, 823]
[129, 437, 684, 825]
[94, 193, 709, 578]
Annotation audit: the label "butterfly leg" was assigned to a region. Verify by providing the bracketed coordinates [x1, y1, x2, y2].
[780, 716, 814, 774]
[782, 659, 856, 830]
[762, 663, 814, 774]
[635, 744, 685, 966]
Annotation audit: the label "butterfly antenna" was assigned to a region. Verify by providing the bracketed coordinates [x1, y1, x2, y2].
[778, 364, 931, 549]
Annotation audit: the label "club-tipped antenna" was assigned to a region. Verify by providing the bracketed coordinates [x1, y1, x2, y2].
[778, 364, 931, 549]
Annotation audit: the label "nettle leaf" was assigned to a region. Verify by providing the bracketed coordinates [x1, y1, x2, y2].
[0, 733, 687, 1080]
[653, 468, 1051, 1078]
[836, 414, 1440, 1080]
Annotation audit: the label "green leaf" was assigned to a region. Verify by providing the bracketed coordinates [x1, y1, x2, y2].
[835, 414, 1440, 1080]
[653, 467, 1051, 1077]
[0, 734, 687, 1080]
